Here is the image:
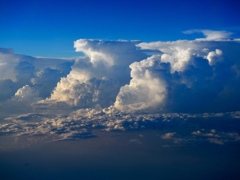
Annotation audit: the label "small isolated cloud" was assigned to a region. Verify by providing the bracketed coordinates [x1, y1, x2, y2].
[191, 129, 240, 145]
[208, 138, 224, 145]
[161, 132, 176, 139]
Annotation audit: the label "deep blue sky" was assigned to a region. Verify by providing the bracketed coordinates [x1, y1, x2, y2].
[0, 0, 239, 57]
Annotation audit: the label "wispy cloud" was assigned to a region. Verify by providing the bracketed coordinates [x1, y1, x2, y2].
[183, 29, 233, 41]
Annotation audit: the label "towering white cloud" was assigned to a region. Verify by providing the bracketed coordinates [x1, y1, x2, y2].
[114, 55, 167, 112]
[1, 30, 240, 144]
[0, 30, 240, 115]
[117, 31, 240, 113]
[47, 39, 146, 108]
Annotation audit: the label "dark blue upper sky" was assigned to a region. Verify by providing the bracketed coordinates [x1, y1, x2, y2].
[0, 0, 239, 57]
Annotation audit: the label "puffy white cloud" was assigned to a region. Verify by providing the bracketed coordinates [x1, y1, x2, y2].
[114, 55, 167, 112]
[74, 39, 114, 67]
[47, 39, 146, 108]
[204, 49, 223, 65]
[2, 30, 240, 146]
[1, 29, 240, 116]
[0, 48, 73, 117]
[13, 85, 39, 101]
[133, 32, 240, 113]
[0, 49, 35, 104]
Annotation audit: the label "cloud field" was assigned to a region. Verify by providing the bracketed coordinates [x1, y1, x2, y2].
[1, 30, 240, 144]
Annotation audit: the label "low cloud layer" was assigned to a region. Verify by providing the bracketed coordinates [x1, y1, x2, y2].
[1, 109, 240, 145]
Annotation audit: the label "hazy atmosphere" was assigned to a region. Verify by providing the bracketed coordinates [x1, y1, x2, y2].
[1, 0, 240, 179]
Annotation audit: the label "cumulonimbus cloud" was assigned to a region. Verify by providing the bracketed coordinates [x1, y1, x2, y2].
[134, 33, 240, 113]
[1, 30, 240, 144]
[46, 39, 146, 108]
[0, 30, 240, 115]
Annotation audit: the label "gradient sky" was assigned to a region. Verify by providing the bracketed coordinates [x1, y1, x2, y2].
[1, 0, 240, 57]
[1, 2, 240, 179]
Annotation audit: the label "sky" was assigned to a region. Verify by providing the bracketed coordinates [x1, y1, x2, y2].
[1, 1, 240, 179]
[1, 0, 240, 57]
[0, 0, 240, 136]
